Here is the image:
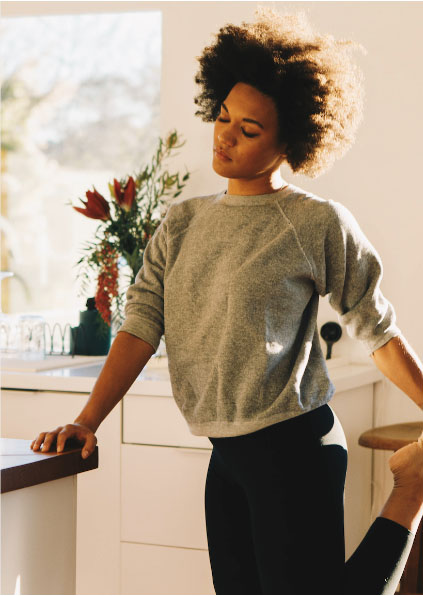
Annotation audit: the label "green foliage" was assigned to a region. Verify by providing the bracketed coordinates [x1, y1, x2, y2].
[71, 130, 191, 328]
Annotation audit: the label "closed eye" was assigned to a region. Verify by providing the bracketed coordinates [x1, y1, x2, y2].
[217, 118, 259, 138]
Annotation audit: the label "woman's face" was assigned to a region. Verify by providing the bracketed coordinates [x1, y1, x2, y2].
[212, 82, 287, 195]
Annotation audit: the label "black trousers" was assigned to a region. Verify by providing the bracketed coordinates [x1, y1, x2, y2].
[205, 404, 414, 595]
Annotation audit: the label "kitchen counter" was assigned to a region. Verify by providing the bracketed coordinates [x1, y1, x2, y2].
[1, 437, 98, 493]
[1, 355, 383, 395]
[1, 438, 98, 595]
[1, 354, 386, 593]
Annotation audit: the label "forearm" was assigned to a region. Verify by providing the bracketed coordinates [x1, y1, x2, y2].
[74, 330, 156, 432]
[371, 334, 423, 408]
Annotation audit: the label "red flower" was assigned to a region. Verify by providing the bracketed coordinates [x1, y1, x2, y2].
[73, 187, 110, 220]
[113, 178, 123, 205]
[94, 245, 119, 326]
[113, 176, 135, 212]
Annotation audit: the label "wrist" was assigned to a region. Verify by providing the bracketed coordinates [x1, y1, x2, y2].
[73, 416, 98, 433]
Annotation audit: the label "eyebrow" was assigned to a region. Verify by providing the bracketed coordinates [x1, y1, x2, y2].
[221, 102, 264, 129]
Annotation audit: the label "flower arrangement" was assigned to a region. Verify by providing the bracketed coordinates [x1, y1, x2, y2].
[69, 130, 190, 333]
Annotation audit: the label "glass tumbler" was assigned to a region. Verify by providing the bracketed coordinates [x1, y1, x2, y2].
[0, 313, 18, 354]
[17, 314, 46, 360]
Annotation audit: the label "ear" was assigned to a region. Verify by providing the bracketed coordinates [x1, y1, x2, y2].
[279, 141, 288, 158]
[276, 144, 288, 167]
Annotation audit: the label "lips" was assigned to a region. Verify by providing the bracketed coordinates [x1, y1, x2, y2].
[214, 147, 232, 161]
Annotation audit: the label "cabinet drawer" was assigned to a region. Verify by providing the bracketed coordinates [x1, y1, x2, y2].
[121, 444, 211, 549]
[123, 394, 212, 448]
[121, 541, 214, 595]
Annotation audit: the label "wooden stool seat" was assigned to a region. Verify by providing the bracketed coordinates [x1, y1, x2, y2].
[359, 421, 423, 451]
[358, 421, 423, 595]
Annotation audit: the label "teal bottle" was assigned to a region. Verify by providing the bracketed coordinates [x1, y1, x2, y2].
[70, 298, 111, 356]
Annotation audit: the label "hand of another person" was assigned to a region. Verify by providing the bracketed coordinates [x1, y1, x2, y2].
[30, 423, 97, 459]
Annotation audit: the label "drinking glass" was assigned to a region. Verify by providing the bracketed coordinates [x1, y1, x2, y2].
[17, 314, 46, 360]
[0, 313, 18, 353]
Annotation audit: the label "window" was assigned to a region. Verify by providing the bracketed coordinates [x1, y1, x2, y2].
[0, 10, 161, 336]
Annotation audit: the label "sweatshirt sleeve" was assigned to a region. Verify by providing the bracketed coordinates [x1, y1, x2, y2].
[116, 206, 171, 352]
[313, 200, 401, 355]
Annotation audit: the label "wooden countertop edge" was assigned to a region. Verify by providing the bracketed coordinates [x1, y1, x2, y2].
[1, 443, 98, 494]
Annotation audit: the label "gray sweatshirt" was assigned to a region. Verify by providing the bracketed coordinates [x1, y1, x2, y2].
[117, 183, 401, 437]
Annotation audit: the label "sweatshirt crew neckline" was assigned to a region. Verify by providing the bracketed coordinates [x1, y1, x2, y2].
[218, 184, 293, 206]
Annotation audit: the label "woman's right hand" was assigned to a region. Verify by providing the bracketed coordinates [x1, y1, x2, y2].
[30, 423, 97, 459]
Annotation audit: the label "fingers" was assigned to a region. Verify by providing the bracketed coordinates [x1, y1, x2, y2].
[31, 435, 46, 451]
[81, 433, 97, 459]
[56, 427, 71, 453]
[31, 426, 68, 453]
[31, 424, 97, 459]
[31, 429, 61, 452]
[40, 428, 63, 452]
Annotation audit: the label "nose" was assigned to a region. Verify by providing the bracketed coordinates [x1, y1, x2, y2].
[218, 128, 235, 148]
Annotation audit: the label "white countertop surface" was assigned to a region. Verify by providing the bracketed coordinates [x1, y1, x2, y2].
[1, 355, 383, 396]
[0, 354, 107, 372]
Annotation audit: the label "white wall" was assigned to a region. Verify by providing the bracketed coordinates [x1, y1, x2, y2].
[4, 1, 423, 430]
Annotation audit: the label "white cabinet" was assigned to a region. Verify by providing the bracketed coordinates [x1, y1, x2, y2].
[121, 380, 376, 595]
[121, 444, 211, 549]
[1, 389, 121, 595]
[121, 542, 214, 595]
[2, 473, 77, 595]
[121, 393, 214, 594]
[120, 445, 214, 593]
[2, 362, 381, 595]
[123, 393, 211, 449]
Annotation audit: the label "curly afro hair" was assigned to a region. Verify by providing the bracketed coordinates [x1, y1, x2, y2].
[194, 7, 367, 178]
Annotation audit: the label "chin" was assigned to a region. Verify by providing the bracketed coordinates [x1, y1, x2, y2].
[212, 166, 228, 178]
[212, 160, 227, 177]
[212, 156, 234, 177]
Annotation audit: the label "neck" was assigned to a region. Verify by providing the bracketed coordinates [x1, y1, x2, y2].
[227, 170, 287, 196]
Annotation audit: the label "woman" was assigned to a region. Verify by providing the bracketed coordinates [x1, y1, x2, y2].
[32, 7, 423, 595]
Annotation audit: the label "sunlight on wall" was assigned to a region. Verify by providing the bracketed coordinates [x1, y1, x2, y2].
[14, 573, 20, 595]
